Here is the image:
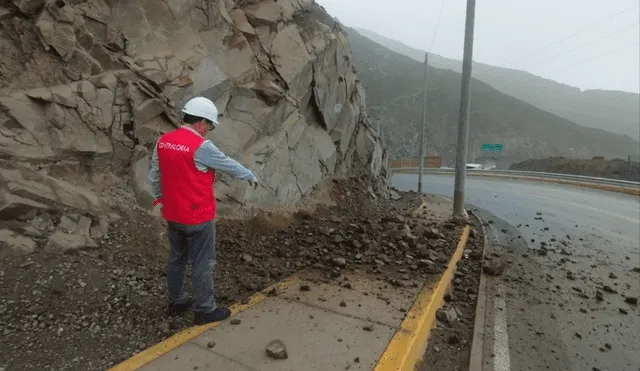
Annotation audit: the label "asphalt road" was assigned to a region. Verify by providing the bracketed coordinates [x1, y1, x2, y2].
[392, 174, 640, 371]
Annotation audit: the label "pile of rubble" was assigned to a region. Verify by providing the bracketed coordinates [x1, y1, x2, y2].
[0, 1, 468, 370]
[422, 215, 484, 371]
[0, 177, 467, 371]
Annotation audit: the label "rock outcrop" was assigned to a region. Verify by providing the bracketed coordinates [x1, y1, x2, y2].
[0, 0, 388, 255]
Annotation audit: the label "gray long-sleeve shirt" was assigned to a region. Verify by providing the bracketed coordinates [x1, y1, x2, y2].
[148, 125, 257, 200]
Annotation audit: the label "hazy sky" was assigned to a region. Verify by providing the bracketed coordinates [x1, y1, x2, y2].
[316, 0, 640, 93]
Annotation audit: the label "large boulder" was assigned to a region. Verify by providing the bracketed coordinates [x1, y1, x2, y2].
[0, 0, 389, 222]
[0, 164, 115, 256]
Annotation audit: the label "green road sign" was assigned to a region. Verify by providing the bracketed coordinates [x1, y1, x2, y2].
[482, 143, 503, 152]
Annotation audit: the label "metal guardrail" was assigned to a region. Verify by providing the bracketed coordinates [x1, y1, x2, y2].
[390, 167, 640, 193]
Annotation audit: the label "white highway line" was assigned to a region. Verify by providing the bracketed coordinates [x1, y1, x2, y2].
[493, 282, 511, 371]
[487, 222, 512, 371]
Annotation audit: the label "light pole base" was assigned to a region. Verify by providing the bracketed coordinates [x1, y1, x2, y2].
[453, 189, 469, 218]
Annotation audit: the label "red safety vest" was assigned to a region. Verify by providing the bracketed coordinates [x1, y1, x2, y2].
[156, 127, 216, 224]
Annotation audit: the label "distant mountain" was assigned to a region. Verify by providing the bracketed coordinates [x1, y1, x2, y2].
[344, 27, 640, 167]
[355, 28, 640, 141]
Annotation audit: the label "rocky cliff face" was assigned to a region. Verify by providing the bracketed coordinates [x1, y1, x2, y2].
[0, 0, 388, 255]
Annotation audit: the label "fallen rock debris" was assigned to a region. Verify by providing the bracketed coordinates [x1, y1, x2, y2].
[435, 307, 459, 325]
[483, 260, 506, 276]
[265, 339, 288, 360]
[422, 215, 484, 371]
[0, 178, 466, 370]
[363, 324, 375, 332]
[0, 0, 391, 367]
[624, 297, 638, 305]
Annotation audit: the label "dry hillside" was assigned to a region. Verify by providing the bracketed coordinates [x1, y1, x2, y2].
[345, 27, 640, 167]
[510, 157, 639, 181]
[355, 27, 640, 141]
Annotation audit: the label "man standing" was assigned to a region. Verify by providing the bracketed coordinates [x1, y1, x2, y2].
[148, 96, 258, 325]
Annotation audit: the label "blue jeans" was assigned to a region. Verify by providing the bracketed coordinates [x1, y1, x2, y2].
[166, 219, 216, 313]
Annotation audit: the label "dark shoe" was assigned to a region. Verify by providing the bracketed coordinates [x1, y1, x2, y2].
[194, 307, 232, 325]
[166, 298, 194, 317]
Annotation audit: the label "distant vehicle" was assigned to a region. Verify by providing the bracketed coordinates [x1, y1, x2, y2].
[437, 164, 494, 170]
[483, 162, 497, 170]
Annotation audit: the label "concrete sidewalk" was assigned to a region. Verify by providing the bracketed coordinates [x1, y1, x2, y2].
[110, 196, 469, 371]
[139, 271, 423, 371]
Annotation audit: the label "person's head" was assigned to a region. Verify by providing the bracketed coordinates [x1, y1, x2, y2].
[181, 97, 220, 136]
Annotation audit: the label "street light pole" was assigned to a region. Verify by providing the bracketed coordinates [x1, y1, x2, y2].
[418, 52, 428, 193]
[452, 0, 477, 216]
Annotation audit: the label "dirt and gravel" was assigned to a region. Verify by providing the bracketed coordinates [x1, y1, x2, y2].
[418, 213, 485, 371]
[493, 216, 640, 371]
[0, 176, 467, 371]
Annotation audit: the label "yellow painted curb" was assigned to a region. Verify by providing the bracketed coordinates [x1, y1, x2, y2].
[108, 276, 299, 371]
[373, 225, 472, 371]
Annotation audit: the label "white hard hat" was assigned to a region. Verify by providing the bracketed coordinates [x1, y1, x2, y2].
[181, 97, 220, 126]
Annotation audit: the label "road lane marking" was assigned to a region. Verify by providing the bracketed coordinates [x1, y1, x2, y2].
[373, 225, 471, 371]
[494, 282, 511, 371]
[484, 222, 512, 371]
